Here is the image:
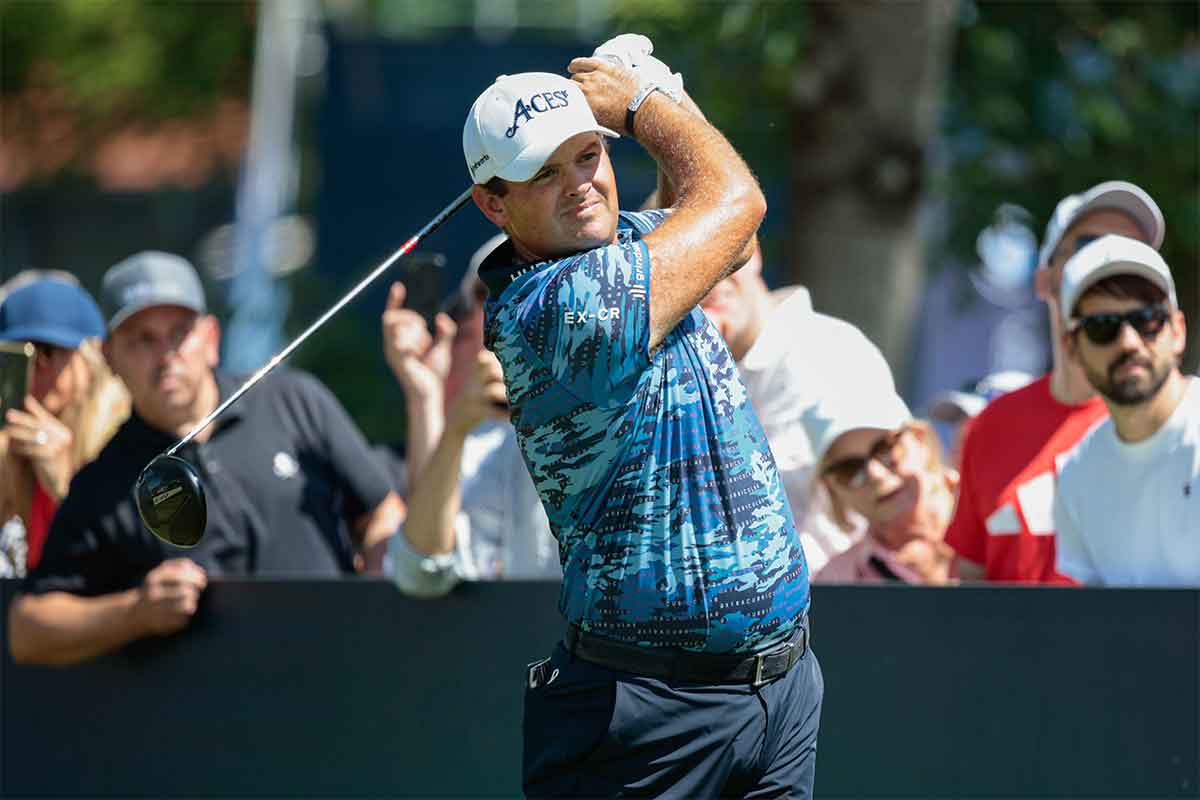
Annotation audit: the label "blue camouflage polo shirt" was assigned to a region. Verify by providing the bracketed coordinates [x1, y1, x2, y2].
[480, 210, 809, 654]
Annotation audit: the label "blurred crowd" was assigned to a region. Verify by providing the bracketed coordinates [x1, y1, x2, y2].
[2, 178, 1197, 666]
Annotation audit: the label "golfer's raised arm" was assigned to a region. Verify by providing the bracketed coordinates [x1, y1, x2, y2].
[568, 57, 766, 351]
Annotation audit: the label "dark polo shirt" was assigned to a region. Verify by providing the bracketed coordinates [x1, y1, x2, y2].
[25, 368, 393, 597]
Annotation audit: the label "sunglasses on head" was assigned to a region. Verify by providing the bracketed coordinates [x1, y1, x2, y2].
[1071, 303, 1170, 346]
[822, 429, 907, 490]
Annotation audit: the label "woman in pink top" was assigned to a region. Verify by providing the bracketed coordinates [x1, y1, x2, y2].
[802, 380, 957, 585]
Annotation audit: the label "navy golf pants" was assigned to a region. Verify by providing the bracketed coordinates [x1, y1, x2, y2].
[522, 639, 824, 798]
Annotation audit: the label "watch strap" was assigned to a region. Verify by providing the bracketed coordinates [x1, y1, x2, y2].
[625, 83, 661, 138]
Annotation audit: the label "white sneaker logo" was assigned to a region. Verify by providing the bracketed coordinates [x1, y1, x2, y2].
[273, 452, 299, 480]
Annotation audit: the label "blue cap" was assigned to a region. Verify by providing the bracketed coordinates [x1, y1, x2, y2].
[0, 279, 107, 349]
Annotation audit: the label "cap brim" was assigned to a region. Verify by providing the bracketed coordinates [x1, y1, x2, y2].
[0, 324, 95, 349]
[108, 297, 206, 332]
[495, 125, 619, 183]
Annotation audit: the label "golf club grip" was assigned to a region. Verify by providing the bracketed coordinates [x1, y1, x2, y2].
[165, 186, 475, 456]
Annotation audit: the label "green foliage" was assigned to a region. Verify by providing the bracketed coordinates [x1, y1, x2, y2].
[1, 0, 255, 122]
[942, 0, 1199, 269]
[607, 0, 806, 172]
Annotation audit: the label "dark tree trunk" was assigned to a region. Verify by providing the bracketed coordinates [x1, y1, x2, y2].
[789, 0, 956, 385]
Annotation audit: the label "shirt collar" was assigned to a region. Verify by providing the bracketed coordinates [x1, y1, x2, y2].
[125, 369, 246, 447]
[478, 225, 638, 298]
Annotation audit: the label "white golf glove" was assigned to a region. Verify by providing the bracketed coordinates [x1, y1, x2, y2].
[593, 34, 684, 103]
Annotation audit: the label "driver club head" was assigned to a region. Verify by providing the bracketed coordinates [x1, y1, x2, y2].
[135, 454, 207, 548]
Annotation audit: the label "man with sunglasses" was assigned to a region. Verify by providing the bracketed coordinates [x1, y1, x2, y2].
[945, 181, 1165, 584]
[381, 236, 560, 596]
[1052, 235, 1198, 586]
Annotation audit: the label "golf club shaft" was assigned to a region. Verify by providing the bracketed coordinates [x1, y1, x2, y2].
[165, 185, 474, 457]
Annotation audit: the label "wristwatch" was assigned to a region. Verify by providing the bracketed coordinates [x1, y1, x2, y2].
[626, 83, 664, 138]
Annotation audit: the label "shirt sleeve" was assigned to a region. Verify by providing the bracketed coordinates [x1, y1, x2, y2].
[943, 418, 987, 566]
[508, 237, 653, 406]
[385, 522, 462, 598]
[1052, 468, 1100, 586]
[296, 372, 395, 517]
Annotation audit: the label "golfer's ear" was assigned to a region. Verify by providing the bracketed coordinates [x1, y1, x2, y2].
[472, 185, 509, 228]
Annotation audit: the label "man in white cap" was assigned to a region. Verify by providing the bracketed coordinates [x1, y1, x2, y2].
[381, 235, 560, 595]
[463, 36, 819, 797]
[945, 181, 1166, 584]
[1054, 235, 1198, 586]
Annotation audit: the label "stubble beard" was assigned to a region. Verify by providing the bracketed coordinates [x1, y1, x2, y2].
[1085, 351, 1172, 407]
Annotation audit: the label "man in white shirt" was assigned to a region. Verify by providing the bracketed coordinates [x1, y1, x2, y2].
[699, 246, 900, 573]
[382, 238, 560, 596]
[1054, 234, 1199, 586]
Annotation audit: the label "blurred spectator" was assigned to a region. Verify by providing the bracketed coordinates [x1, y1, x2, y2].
[909, 204, 1048, 412]
[945, 181, 1164, 583]
[700, 245, 899, 573]
[927, 370, 1034, 468]
[382, 236, 559, 597]
[1054, 236, 1199, 586]
[804, 378, 957, 585]
[7, 251, 403, 666]
[0, 277, 130, 576]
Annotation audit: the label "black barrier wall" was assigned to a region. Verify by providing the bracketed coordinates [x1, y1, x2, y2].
[2, 580, 1197, 798]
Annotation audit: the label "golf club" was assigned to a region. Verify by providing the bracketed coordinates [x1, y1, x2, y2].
[135, 186, 474, 547]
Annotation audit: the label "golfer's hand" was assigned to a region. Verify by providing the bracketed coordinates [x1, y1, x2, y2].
[136, 558, 207, 636]
[567, 57, 640, 135]
[446, 350, 508, 437]
[5, 396, 74, 499]
[382, 281, 456, 403]
[593, 34, 684, 104]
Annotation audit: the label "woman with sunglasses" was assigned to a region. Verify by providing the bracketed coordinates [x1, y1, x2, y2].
[0, 277, 130, 575]
[805, 390, 959, 585]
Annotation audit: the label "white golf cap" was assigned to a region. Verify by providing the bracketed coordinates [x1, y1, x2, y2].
[1038, 180, 1164, 267]
[463, 72, 618, 185]
[800, 356, 912, 466]
[1060, 234, 1177, 320]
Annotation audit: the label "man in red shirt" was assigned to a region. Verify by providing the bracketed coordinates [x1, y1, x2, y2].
[946, 182, 1164, 583]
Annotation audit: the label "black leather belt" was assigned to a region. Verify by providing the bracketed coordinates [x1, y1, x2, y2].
[564, 621, 809, 687]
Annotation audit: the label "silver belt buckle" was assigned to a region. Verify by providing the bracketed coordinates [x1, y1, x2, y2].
[751, 652, 768, 688]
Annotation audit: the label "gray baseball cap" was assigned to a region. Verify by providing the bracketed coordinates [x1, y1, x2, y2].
[101, 251, 206, 331]
[1038, 180, 1164, 267]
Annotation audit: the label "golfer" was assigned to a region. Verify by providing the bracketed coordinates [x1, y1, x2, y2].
[463, 37, 822, 796]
